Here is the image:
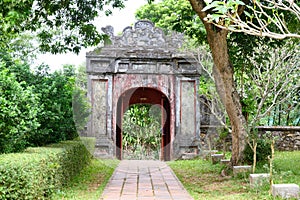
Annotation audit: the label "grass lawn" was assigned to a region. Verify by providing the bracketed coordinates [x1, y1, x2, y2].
[168, 151, 300, 200]
[52, 158, 119, 200]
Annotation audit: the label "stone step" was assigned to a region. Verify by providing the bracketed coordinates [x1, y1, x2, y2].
[181, 153, 197, 160]
[220, 159, 231, 165]
[272, 184, 299, 199]
[233, 165, 252, 176]
[249, 173, 270, 188]
[200, 150, 218, 158]
[211, 154, 224, 164]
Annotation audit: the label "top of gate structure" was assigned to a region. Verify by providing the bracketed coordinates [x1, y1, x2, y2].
[86, 20, 200, 75]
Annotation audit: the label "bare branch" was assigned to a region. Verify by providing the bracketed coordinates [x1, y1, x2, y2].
[248, 43, 299, 128]
[203, 0, 300, 39]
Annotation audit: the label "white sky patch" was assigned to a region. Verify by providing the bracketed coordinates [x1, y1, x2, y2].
[35, 0, 148, 71]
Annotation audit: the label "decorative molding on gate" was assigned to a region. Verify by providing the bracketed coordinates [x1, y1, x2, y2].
[99, 20, 183, 49]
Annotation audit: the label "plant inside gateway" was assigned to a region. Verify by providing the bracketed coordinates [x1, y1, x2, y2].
[122, 104, 162, 160]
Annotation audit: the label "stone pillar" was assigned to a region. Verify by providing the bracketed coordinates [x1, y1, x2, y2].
[175, 76, 201, 158]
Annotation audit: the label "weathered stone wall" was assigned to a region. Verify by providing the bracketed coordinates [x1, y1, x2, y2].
[199, 126, 300, 151]
[257, 126, 300, 151]
[273, 131, 300, 150]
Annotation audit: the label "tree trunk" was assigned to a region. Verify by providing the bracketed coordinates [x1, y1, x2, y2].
[189, 0, 248, 165]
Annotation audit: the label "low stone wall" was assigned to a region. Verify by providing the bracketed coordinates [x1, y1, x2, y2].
[257, 126, 300, 151]
[200, 126, 300, 151]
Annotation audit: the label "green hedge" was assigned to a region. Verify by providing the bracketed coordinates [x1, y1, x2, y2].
[0, 139, 92, 199]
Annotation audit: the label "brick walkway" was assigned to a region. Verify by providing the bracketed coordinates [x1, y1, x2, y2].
[100, 160, 193, 200]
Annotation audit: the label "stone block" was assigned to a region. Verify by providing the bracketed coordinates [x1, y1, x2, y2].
[272, 184, 299, 199]
[233, 165, 252, 176]
[211, 154, 224, 164]
[220, 159, 231, 165]
[249, 173, 270, 188]
[181, 153, 197, 160]
[200, 150, 218, 158]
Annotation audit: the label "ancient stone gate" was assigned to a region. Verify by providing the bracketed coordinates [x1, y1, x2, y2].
[86, 20, 200, 161]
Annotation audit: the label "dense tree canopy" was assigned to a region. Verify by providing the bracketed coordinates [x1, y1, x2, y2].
[136, 0, 284, 72]
[135, 0, 299, 126]
[136, 0, 207, 44]
[0, 0, 125, 54]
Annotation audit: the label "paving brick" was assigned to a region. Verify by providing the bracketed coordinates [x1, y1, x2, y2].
[100, 160, 193, 200]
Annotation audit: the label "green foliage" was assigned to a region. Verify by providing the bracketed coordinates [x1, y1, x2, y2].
[80, 137, 96, 156]
[202, 0, 300, 38]
[0, 62, 40, 153]
[202, 0, 245, 25]
[122, 104, 161, 159]
[29, 65, 79, 145]
[244, 138, 272, 164]
[0, 139, 91, 200]
[135, 0, 298, 128]
[0, 54, 90, 153]
[199, 76, 215, 100]
[52, 158, 119, 200]
[0, 0, 125, 54]
[242, 42, 299, 127]
[7, 63, 78, 146]
[135, 0, 206, 44]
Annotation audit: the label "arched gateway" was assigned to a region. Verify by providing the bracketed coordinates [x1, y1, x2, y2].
[86, 20, 200, 161]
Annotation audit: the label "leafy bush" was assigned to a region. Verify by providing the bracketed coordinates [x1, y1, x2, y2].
[244, 138, 272, 164]
[122, 104, 161, 159]
[1, 58, 89, 153]
[0, 62, 40, 153]
[80, 136, 96, 155]
[26, 65, 79, 146]
[0, 139, 91, 199]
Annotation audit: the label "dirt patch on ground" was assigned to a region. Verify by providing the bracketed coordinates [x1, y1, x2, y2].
[88, 174, 106, 192]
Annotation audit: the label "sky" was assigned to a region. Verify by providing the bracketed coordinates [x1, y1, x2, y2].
[35, 0, 148, 71]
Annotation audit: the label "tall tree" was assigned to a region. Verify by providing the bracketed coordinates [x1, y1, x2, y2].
[187, 0, 299, 165]
[141, 0, 298, 165]
[138, 0, 247, 165]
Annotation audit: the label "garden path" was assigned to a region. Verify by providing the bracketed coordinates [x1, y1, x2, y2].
[100, 160, 193, 200]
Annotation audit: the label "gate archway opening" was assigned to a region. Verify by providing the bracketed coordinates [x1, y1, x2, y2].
[116, 87, 171, 161]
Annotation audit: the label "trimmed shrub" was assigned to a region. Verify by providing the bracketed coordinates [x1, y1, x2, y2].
[0, 139, 91, 199]
[80, 136, 96, 155]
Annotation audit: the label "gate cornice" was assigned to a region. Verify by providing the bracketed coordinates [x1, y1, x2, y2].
[86, 20, 200, 76]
